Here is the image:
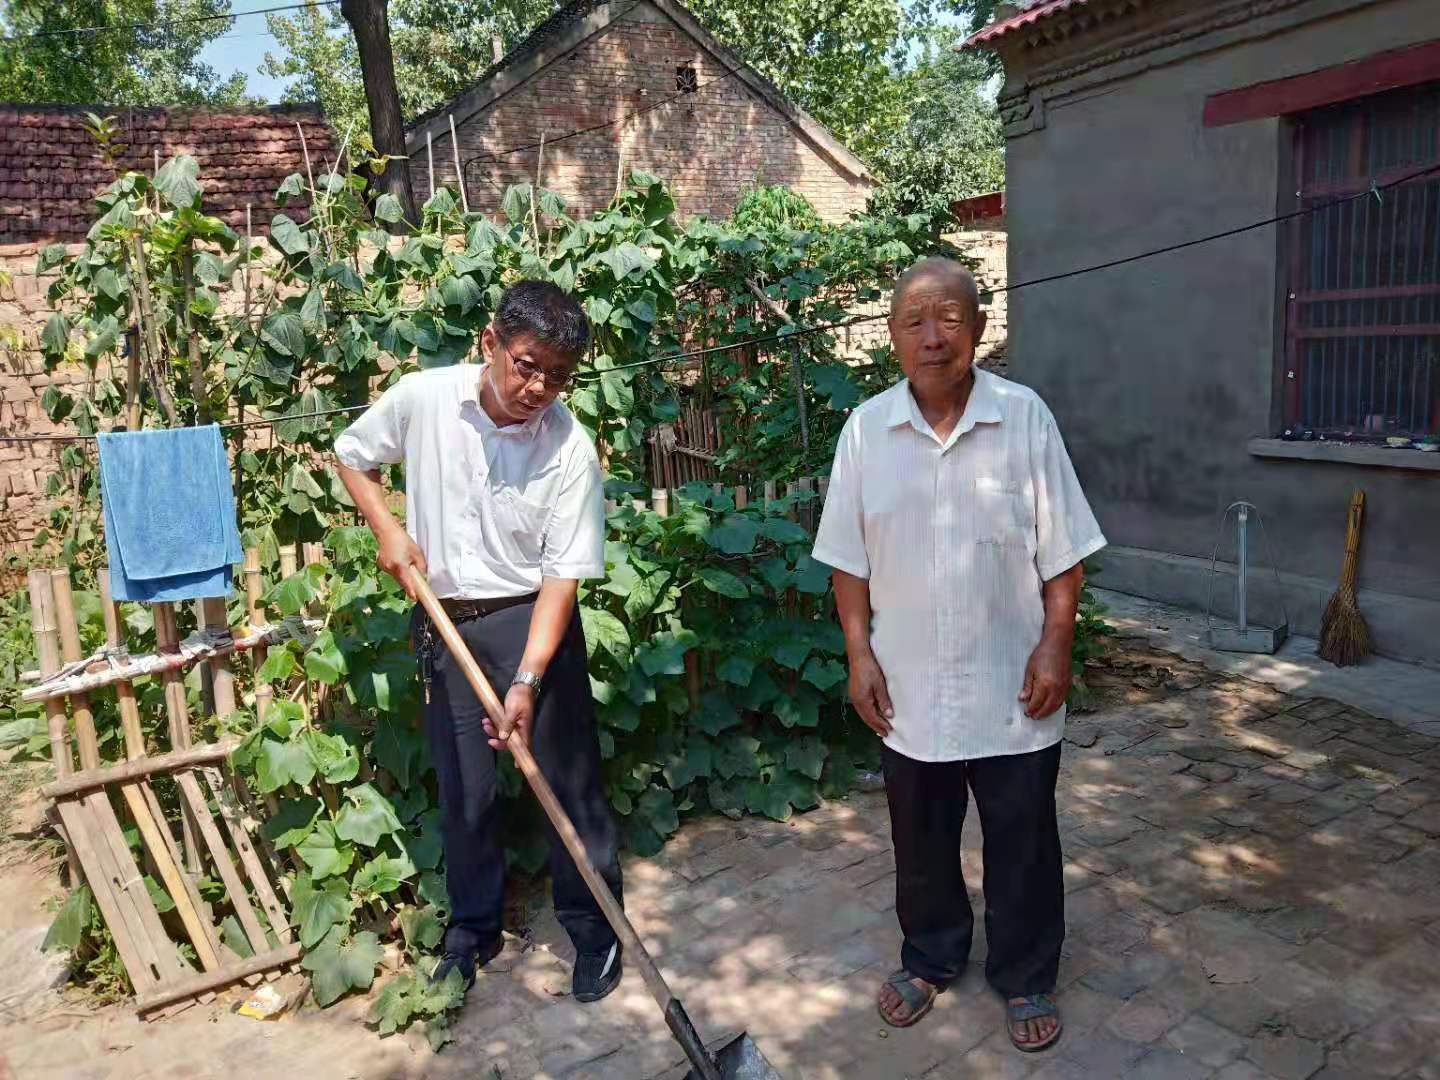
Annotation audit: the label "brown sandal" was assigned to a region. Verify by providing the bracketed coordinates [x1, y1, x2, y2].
[877, 969, 942, 1028]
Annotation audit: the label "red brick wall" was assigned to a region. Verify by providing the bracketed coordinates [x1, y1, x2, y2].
[418, 6, 871, 223]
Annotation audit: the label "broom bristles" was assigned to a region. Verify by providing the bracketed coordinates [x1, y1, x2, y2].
[1318, 588, 1371, 666]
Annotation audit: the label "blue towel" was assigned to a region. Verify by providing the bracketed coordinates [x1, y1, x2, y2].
[97, 425, 243, 602]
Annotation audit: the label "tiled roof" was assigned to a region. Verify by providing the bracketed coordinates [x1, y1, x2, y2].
[964, 0, 1094, 48]
[408, 0, 610, 132]
[0, 103, 335, 244]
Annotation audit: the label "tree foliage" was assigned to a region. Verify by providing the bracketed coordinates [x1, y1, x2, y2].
[262, 0, 552, 144]
[0, 0, 252, 106]
[866, 45, 1004, 217]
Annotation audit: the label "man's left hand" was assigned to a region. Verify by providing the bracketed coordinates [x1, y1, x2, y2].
[1019, 636, 1071, 719]
[486, 683, 535, 751]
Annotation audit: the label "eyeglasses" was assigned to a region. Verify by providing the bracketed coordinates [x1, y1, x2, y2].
[500, 342, 573, 391]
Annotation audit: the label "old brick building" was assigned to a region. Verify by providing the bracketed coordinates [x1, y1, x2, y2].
[407, 0, 874, 223]
[0, 105, 333, 561]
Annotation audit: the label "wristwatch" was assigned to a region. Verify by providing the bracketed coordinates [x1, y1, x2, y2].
[511, 670, 543, 694]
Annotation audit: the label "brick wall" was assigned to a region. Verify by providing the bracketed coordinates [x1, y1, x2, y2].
[419, 5, 871, 223]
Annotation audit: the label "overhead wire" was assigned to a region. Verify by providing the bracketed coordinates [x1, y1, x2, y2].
[2, 125, 1436, 442]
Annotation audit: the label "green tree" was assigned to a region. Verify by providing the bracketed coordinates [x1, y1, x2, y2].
[262, 0, 552, 143]
[684, 0, 936, 163]
[867, 44, 1003, 216]
[0, 0, 251, 105]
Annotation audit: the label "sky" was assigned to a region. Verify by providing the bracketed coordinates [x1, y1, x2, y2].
[198, 5, 292, 102]
[201, 1, 972, 107]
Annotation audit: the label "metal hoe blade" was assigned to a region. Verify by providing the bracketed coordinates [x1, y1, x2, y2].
[682, 1032, 784, 1080]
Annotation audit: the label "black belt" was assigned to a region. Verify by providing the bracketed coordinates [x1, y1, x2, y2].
[415, 592, 538, 702]
[438, 592, 539, 622]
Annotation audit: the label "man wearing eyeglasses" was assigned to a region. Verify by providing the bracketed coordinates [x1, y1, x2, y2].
[334, 280, 624, 1006]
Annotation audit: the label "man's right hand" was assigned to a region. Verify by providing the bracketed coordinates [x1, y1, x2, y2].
[848, 650, 895, 737]
[377, 527, 428, 600]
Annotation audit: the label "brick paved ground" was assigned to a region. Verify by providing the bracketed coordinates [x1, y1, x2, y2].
[3, 640, 1439, 1079]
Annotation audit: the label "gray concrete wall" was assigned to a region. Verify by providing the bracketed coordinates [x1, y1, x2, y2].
[1003, 0, 1440, 663]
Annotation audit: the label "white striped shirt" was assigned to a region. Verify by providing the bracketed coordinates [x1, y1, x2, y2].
[812, 370, 1106, 762]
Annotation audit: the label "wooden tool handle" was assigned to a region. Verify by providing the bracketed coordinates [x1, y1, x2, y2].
[406, 570, 676, 1012]
[1344, 490, 1365, 556]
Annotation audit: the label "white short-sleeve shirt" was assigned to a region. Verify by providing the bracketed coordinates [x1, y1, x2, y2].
[334, 363, 605, 599]
[812, 369, 1106, 762]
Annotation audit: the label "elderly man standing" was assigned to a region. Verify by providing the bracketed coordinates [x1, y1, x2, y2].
[812, 257, 1105, 1052]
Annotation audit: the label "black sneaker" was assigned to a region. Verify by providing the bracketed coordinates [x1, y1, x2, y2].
[429, 936, 503, 993]
[572, 940, 623, 1003]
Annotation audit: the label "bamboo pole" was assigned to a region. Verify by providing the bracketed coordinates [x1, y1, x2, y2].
[154, 602, 201, 873]
[448, 114, 469, 213]
[202, 597, 236, 718]
[128, 236, 180, 426]
[49, 571, 100, 772]
[99, 569, 146, 756]
[243, 549, 273, 723]
[181, 245, 208, 424]
[426, 129, 434, 203]
[530, 130, 546, 248]
[29, 570, 81, 883]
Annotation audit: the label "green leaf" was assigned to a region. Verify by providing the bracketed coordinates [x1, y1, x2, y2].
[760, 518, 810, 545]
[791, 555, 832, 594]
[296, 819, 355, 878]
[276, 172, 305, 202]
[694, 690, 740, 735]
[256, 647, 297, 684]
[303, 926, 384, 1006]
[663, 734, 713, 789]
[707, 514, 761, 555]
[143, 875, 175, 913]
[262, 796, 323, 848]
[256, 735, 317, 792]
[802, 657, 847, 692]
[335, 783, 402, 847]
[774, 689, 821, 728]
[304, 729, 360, 784]
[41, 313, 70, 356]
[636, 629, 694, 677]
[598, 242, 652, 280]
[261, 311, 306, 357]
[221, 914, 254, 959]
[374, 715, 426, 787]
[580, 607, 630, 664]
[409, 810, 444, 871]
[268, 566, 320, 616]
[755, 557, 793, 593]
[716, 655, 755, 687]
[369, 976, 415, 1037]
[417, 871, 448, 908]
[353, 853, 415, 897]
[291, 872, 353, 948]
[636, 787, 679, 837]
[785, 736, 827, 780]
[300, 287, 327, 333]
[771, 639, 810, 670]
[399, 904, 445, 953]
[304, 630, 346, 684]
[714, 733, 762, 779]
[42, 886, 92, 952]
[439, 274, 482, 314]
[374, 193, 404, 224]
[154, 154, 202, 208]
[696, 567, 749, 598]
[268, 213, 310, 256]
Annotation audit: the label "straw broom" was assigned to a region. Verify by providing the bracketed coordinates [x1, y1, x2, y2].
[1318, 490, 1371, 666]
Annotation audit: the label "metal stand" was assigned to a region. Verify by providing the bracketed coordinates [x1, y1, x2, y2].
[1204, 501, 1289, 654]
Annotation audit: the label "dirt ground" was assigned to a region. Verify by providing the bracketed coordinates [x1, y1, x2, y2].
[3, 634, 1439, 1080]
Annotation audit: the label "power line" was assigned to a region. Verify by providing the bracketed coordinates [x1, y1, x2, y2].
[3, 161, 1437, 444]
[0, 1, 339, 43]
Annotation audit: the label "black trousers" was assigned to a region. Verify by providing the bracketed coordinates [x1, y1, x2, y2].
[418, 600, 622, 956]
[882, 741, 1064, 998]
